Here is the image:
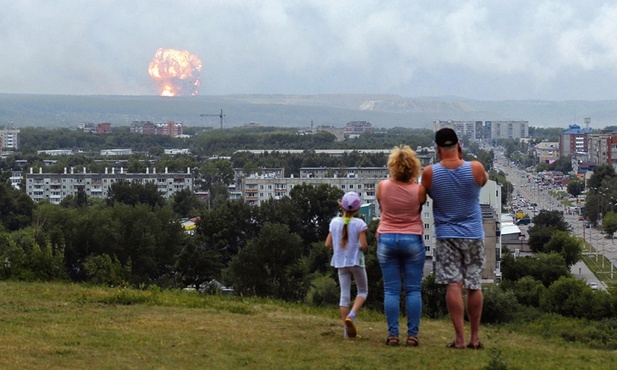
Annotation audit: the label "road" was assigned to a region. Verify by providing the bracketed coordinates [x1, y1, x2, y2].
[494, 151, 609, 290]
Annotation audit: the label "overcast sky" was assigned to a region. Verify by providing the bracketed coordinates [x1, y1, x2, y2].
[3, 1, 617, 100]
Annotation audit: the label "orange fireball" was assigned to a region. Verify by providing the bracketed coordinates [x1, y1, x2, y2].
[148, 48, 202, 96]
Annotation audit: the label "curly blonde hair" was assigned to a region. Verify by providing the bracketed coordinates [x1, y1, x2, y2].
[387, 145, 421, 182]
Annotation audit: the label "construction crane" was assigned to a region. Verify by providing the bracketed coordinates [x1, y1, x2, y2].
[200, 109, 225, 129]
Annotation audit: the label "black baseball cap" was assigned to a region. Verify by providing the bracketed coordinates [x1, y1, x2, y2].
[435, 128, 459, 147]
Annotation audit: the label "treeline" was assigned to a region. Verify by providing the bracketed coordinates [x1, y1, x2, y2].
[16, 126, 436, 158]
[0, 175, 347, 296]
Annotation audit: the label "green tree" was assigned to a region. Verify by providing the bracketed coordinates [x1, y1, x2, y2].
[543, 231, 582, 267]
[549, 155, 572, 173]
[107, 181, 165, 208]
[0, 180, 35, 231]
[602, 211, 617, 238]
[170, 188, 205, 217]
[225, 222, 307, 300]
[174, 238, 223, 289]
[501, 252, 570, 287]
[528, 210, 569, 253]
[290, 183, 343, 245]
[195, 200, 257, 264]
[586, 164, 615, 193]
[540, 276, 594, 318]
[535, 162, 550, 172]
[567, 176, 584, 198]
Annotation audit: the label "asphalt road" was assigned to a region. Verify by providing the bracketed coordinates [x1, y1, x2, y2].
[495, 152, 608, 290]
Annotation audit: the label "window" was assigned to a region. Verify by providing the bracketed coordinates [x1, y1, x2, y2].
[424, 235, 430, 240]
[424, 224, 430, 229]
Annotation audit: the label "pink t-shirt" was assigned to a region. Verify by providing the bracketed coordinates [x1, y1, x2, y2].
[377, 179, 423, 235]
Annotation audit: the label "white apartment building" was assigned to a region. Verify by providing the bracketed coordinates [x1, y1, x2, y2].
[0, 129, 20, 150]
[238, 164, 502, 263]
[25, 167, 193, 204]
[435, 120, 528, 141]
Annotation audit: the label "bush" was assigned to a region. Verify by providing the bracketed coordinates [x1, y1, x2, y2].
[482, 285, 521, 324]
[83, 254, 131, 287]
[422, 274, 448, 319]
[540, 276, 593, 318]
[306, 274, 339, 307]
[510, 276, 546, 308]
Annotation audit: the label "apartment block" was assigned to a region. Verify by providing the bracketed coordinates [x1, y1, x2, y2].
[0, 128, 20, 150]
[434, 120, 528, 141]
[237, 163, 501, 265]
[25, 167, 193, 204]
[533, 142, 559, 164]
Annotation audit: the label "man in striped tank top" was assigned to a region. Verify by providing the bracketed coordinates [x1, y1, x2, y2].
[421, 127, 488, 350]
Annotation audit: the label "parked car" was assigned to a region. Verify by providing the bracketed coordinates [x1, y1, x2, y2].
[589, 282, 599, 290]
[578, 216, 585, 221]
[516, 218, 532, 225]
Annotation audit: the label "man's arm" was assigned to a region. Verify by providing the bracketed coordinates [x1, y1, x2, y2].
[421, 165, 433, 192]
[471, 161, 488, 187]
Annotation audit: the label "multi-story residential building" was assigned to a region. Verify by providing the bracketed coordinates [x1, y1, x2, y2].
[25, 167, 193, 204]
[344, 121, 372, 138]
[130, 121, 183, 137]
[0, 128, 20, 151]
[533, 142, 559, 164]
[607, 136, 617, 168]
[559, 123, 592, 157]
[434, 120, 528, 141]
[237, 163, 501, 263]
[37, 149, 75, 156]
[82, 123, 112, 134]
[164, 148, 191, 155]
[100, 149, 133, 156]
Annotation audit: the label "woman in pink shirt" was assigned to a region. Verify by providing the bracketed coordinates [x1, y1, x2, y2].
[376, 145, 426, 346]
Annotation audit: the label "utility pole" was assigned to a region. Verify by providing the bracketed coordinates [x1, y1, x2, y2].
[200, 109, 225, 129]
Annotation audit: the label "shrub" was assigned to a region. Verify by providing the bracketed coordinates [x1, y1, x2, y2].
[306, 274, 339, 307]
[540, 276, 592, 318]
[482, 285, 520, 324]
[422, 274, 448, 319]
[83, 254, 131, 287]
[510, 276, 546, 307]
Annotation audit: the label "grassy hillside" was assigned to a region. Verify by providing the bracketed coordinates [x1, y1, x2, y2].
[0, 281, 613, 369]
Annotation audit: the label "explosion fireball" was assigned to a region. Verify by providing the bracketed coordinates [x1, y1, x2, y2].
[148, 48, 202, 96]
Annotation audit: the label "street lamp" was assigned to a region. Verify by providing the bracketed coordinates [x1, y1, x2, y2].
[518, 234, 525, 253]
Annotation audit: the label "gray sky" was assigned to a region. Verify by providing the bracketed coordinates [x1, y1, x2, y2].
[3, 0, 617, 100]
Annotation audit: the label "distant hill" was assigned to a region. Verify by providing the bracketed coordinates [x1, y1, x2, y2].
[0, 93, 615, 129]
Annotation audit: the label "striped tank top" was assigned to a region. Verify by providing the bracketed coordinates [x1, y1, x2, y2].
[429, 161, 484, 239]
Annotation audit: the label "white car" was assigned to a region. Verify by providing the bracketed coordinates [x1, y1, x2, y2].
[589, 282, 599, 290]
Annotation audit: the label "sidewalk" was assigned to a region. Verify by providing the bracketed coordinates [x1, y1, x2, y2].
[571, 260, 606, 290]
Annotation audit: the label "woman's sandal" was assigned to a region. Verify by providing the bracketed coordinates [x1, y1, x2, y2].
[406, 336, 419, 347]
[385, 335, 400, 346]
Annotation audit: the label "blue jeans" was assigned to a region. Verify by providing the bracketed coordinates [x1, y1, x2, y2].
[377, 233, 425, 337]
